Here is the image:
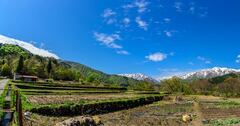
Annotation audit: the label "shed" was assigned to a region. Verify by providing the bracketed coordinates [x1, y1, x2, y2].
[14, 74, 38, 83]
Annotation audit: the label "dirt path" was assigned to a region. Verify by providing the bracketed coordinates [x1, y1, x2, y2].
[0, 79, 9, 94]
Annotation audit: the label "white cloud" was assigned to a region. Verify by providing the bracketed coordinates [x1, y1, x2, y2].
[189, 2, 196, 14]
[136, 17, 148, 30]
[236, 59, 240, 64]
[197, 56, 206, 61]
[197, 56, 211, 64]
[122, 0, 149, 13]
[117, 50, 130, 55]
[102, 9, 116, 18]
[163, 18, 171, 23]
[106, 18, 117, 24]
[94, 32, 122, 49]
[164, 30, 177, 37]
[189, 6, 195, 14]
[145, 52, 167, 62]
[134, 0, 149, 13]
[122, 3, 135, 9]
[236, 55, 240, 63]
[123, 18, 131, 27]
[205, 61, 211, 64]
[101, 9, 117, 25]
[174, 2, 183, 12]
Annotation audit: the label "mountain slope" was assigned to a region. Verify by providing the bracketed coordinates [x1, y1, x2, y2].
[180, 67, 240, 80]
[0, 42, 153, 89]
[0, 35, 59, 59]
[210, 73, 240, 84]
[0, 44, 31, 57]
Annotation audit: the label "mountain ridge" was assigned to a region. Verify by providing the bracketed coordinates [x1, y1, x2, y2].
[118, 73, 158, 83]
[179, 67, 240, 80]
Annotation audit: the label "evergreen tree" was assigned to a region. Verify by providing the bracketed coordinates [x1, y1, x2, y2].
[47, 59, 52, 78]
[16, 55, 24, 74]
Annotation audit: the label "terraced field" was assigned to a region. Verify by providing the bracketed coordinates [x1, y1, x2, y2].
[11, 82, 240, 126]
[9, 81, 165, 126]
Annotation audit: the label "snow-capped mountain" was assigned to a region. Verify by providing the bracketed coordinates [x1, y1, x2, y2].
[118, 73, 158, 82]
[0, 34, 59, 59]
[180, 67, 240, 79]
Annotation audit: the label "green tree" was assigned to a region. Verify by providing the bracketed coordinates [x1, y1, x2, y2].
[160, 77, 191, 94]
[218, 77, 240, 97]
[47, 60, 52, 78]
[16, 55, 24, 74]
[190, 79, 213, 95]
[1, 63, 12, 77]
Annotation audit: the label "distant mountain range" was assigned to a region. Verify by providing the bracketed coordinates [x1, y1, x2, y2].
[179, 67, 240, 80]
[118, 73, 158, 83]
[118, 67, 240, 82]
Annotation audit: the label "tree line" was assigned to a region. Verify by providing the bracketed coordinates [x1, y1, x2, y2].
[159, 75, 240, 97]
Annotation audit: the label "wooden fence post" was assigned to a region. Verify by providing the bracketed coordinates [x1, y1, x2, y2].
[16, 90, 23, 126]
[19, 93, 23, 126]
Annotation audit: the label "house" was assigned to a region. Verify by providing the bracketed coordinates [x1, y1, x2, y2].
[14, 74, 38, 83]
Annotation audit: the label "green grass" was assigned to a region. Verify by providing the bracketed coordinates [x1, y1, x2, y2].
[209, 118, 240, 126]
[216, 100, 240, 109]
[0, 80, 10, 121]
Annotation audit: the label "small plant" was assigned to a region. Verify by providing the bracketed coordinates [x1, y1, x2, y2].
[216, 101, 240, 109]
[209, 118, 240, 126]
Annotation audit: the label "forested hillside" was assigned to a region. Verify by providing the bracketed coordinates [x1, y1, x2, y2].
[160, 73, 240, 97]
[0, 44, 155, 90]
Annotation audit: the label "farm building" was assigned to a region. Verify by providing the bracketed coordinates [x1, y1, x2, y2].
[14, 74, 38, 83]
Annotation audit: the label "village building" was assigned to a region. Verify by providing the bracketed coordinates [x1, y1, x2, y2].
[14, 73, 38, 83]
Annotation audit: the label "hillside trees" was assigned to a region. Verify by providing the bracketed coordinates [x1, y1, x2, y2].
[218, 77, 240, 97]
[1, 63, 11, 77]
[129, 81, 155, 91]
[190, 79, 213, 95]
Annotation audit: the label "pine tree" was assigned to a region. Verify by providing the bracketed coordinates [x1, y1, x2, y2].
[47, 59, 52, 78]
[16, 56, 24, 74]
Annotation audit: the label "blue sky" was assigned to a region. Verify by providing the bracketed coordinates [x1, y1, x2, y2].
[0, 0, 240, 79]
